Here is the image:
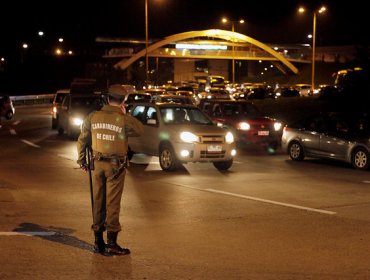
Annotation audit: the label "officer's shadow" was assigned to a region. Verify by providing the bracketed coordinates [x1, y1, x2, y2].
[13, 222, 93, 252]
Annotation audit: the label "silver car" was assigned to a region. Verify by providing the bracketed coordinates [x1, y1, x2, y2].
[128, 103, 237, 171]
[281, 112, 370, 170]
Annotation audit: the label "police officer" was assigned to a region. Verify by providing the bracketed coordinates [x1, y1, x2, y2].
[77, 85, 144, 255]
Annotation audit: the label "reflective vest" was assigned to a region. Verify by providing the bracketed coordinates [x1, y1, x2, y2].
[90, 110, 128, 156]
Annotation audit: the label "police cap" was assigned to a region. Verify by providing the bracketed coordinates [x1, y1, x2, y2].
[107, 84, 130, 99]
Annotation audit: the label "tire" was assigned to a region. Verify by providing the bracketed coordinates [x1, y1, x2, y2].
[288, 141, 304, 161]
[58, 127, 64, 135]
[159, 144, 178, 171]
[351, 147, 369, 170]
[5, 110, 13, 120]
[52, 118, 58, 129]
[213, 159, 233, 171]
[127, 146, 134, 161]
[266, 141, 279, 154]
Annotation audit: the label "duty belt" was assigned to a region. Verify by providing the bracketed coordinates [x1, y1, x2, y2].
[93, 154, 129, 179]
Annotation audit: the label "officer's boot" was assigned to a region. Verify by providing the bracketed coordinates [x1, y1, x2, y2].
[106, 231, 130, 255]
[93, 231, 106, 254]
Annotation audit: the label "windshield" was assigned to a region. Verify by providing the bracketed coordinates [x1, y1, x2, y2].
[71, 96, 104, 110]
[160, 107, 213, 125]
[223, 102, 261, 116]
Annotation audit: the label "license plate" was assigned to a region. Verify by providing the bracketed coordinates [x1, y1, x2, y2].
[258, 130, 269, 136]
[207, 145, 222, 152]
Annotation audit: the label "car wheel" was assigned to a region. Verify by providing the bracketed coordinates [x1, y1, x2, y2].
[127, 146, 134, 161]
[351, 147, 369, 170]
[52, 118, 58, 129]
[213, 159, 233, 171]
[5, 110, 13, 120]
[288, 141, 304, 161]
[266, 141, 279, 154]
[58, 127, 64, 135]
[159, 144, 178, 171]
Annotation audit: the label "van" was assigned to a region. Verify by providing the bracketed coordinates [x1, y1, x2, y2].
[51, 89, 69, 129]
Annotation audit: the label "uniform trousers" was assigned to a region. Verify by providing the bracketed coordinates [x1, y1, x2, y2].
[91, 159, 126, 233]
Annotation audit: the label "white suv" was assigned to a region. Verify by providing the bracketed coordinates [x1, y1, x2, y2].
[129, 102, 237, 171]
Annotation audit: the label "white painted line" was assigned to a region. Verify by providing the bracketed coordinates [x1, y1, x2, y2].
[13, 120, 21, 125]
[10, 129, 16, 135]
[0, 231, 57, 236]
[206, 189, 337, 215]
[21, 139, 41, 148]
[363, 181, 370, 184]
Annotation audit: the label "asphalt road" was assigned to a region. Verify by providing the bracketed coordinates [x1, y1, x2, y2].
[0, 105, 370, 280]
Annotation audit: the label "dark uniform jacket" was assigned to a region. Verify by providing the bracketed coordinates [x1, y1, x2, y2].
[77, 105, 144, 165]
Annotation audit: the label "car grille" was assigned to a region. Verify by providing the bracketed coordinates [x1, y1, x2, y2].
[199, 135, 224, 144]
[198, 135, 226, 159]
[200, 150, 226, 158]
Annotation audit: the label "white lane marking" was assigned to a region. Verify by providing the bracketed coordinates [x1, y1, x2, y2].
[10, 129, 16, 135]
[21, 139, 41, 148]
[206, 189, 336, 215]
[363, 181, 370, 184]
[0, 231, 57, 236]
[13, 120, 21, 125]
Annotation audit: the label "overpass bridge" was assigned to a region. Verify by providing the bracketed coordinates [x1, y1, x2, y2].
[108, 29, 312, 76]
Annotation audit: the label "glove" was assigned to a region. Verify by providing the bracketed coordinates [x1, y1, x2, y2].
[80, 163, 89, 172]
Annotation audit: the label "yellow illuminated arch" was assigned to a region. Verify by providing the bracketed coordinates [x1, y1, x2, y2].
[114, 29, 299, 74]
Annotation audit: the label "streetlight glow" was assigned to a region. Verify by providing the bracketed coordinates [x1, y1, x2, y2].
[222, 17, 244, 84]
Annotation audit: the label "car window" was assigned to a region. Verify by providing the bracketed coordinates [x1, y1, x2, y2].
[131, 105, 146, 124]
[71, 97, 103, 110]
[54, 93, 67, 104]
[160, 107, 213, 125]
[223, 103, 240, 116]
[212, 104, 222, 117]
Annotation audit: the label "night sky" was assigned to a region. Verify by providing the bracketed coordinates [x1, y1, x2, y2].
[0, 0, 368, 57]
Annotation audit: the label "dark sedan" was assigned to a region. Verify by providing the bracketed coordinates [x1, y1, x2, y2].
[281, 111, 370, 170]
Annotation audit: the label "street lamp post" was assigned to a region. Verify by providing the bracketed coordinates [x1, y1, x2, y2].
[145, 0, 149, 87]
[299, 6, 326, 91]
[222, 18, 244, 84]
[312, 11, 317, 91]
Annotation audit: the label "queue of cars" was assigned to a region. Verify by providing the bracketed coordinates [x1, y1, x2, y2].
[50, 79, 369, 171]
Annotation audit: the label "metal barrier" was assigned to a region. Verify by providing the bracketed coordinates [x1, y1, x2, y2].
[10, 94, 54, 106]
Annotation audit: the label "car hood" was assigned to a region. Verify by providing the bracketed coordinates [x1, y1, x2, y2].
[222, 115, 275, 124]
[167, 123, 230, 135]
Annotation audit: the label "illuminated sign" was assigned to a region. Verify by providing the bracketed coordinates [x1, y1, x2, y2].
[176, 44, 227, 50]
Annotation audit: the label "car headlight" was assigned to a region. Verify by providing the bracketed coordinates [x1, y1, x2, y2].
[72, 117, 84, 126]
[180, 131, 199, 143]
[238, 122, 250, 130]
[274, 122, 282, 131]
[225, 131, 234, 144]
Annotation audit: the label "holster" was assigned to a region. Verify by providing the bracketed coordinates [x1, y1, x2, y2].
[113, 156, 128, 179]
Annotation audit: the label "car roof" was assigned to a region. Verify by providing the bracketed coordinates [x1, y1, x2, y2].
[200, 99, 254, 104]
[132, 101, 197, 109]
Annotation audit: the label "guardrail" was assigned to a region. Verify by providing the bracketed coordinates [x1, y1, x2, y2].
[10, 94, 54, 106]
